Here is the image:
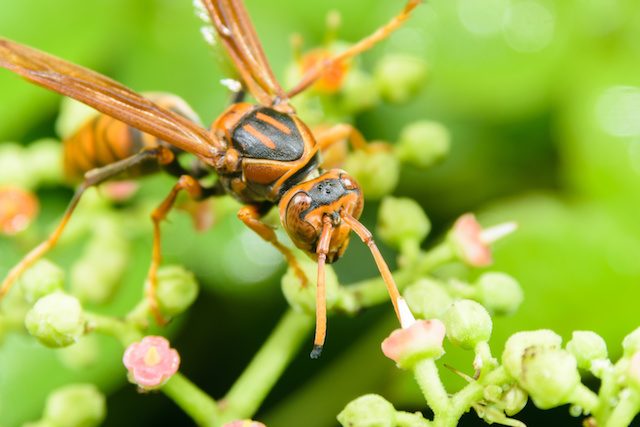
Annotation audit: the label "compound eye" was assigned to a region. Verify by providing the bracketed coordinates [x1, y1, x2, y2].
[284, 192, 316, 244]
[339, 173, 360, 191]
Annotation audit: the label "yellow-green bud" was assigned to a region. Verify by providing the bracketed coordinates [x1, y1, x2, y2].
[281, 259, 339, 315]
[395, 120, 450, 169]
[501, 330, 562, 380]
[475, 272, 524, 316]
[19, 259, 64, 303]
[443, 299, 492, 350]
[43, 383, 106, 427]
[337, 394, 396, 427]
[375, 56, 428, 104]
[566, 331, 608, 371]
[155, 265, 199, 318]
[25, 292, 84, 348]
[343, 149, 400, 200]
[377, 197, 431, 251]
[403, 279, 453, 319]
[623, 326, 640, 357]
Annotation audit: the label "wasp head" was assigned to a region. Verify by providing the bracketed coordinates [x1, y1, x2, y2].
[278, 169, 364, 262]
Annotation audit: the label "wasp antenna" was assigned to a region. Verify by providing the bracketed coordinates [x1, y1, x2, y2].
[341, 213, 406, 326]
[311, 216, 333, 359]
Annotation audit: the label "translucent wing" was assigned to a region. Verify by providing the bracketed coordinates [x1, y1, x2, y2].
[0, 37, 220, 164]
[199, 0, 291, 110]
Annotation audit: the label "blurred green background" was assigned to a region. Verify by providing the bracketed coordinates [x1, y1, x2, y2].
[1, 0, 640, 426]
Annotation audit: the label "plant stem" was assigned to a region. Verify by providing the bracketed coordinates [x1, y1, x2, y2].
[162, 373, 221, 427]
[221, 308, 313, 421]
[83, 311, 143, 347]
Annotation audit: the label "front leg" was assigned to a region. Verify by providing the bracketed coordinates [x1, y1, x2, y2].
[237, 205, 308, 286]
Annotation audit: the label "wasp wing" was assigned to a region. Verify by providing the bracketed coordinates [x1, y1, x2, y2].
[200, 0, 291, 110]
[0, 37, 220, 164]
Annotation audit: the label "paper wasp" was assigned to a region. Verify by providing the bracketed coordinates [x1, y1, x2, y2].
[0, 0, 420, 357]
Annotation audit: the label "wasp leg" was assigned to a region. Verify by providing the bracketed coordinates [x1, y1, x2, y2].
[0, 146, 175, 302]
[145, 175, 221, 326]
[287, 0, 422, 98]
[238, 205, 309, 286]
[316, 123, 368, 152]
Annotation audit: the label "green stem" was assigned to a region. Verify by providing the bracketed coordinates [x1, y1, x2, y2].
[569, 383, 601, 416]
[604, 388, 640, 427]
[450, 366, 511, 420]
[415, 243, 454, 275]
[83, 311, 143, 347]
[162, 373, 221, 427]
[396, 410, 431, 426]
[221, 308, 313, 421]
[340, 269, 413, 313]
[413, 359, 450, 416]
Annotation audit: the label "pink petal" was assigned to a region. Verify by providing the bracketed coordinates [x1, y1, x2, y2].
[221, 421, 267, 427]
[452, 214, 492, 267]
[382, 319, 446, 367]
[123, 336, 180, 387]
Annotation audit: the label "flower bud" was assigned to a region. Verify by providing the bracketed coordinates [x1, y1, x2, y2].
[43, 383, 106, 427]
[403, 279, 453, 319]
[566, 331, 608, 371]
[395, 120, 450, 169]
[155, 265, 199, 318]
[475, 272, 524, 316]
[519, 348, 581, 409]
[221, 421, 266, 427]
[337, 394, 396, 427]
[343, 148, 400, 200]
[448, 214, 492, 267]
[27, 139, 64, 185]
[70, 234, 129, 304]
[375, 56, 428, 104]
[19, 259, 64, 303]
[501, 384, 528, 416]
[0, 142, 35, 188]
[340, 69, 381, 113]
[623, 326, 640, 357]
[443, 300, 492, 350]
[376, 197, 430, 251]
[281, 259, 339, 315]
[25, 292, 84, 348]
[381, 319, 446, 369]
[501, 330, 562, 380]
[628, 351, 640, 391]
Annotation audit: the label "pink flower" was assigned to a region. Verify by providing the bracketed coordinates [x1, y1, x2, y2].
[450, 213, 492, 267]
[0, 186, 39, 235]
[221, 421, 267, 427]
[381, 319, 446, 369]
[123, 336, 180, 388]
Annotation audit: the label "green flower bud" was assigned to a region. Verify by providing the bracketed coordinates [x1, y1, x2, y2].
[566, 331, 608, 371]
[403, 279, 453, 319]
[501, 384, 528, 416]
[25, 292, 84, 348]
[519, 348, 581, 409]
[376, 197, 431, 251]
[43, 383, 106, 427]
[501, 330, 562, 380]
[71, 233, 129, 304]
[375, 56, 428, 104]
[340, 69, 381, 113]
[0, 142, 35, 188]
[395, 120, 450, 169]
[282, 259, 339, 315]
[443, 299, 492, 350]
[19, 259, 65, 303]
[27, 139, 64, 185]
[623, 326, 640, 357]
[343, 149, 400, 200]
[337, 394, 396, 427]
[475, 272, 524, 316]
[155, 265, 199, 318]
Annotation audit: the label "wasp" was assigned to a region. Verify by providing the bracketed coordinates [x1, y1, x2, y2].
[0, 0, 421, 357]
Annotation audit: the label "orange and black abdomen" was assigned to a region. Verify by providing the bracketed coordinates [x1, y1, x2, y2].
[63, 93, 202, 183]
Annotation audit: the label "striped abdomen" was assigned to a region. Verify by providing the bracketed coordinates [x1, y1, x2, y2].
[63, 93, 201, 182]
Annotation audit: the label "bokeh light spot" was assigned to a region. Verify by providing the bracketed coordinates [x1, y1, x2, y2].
[596, 86, 640, 137]
[502, 1, 555, 52]
[458, 0, 510, 36]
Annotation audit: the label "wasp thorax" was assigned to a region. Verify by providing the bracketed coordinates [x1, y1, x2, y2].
[279, 170, 364, 263]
